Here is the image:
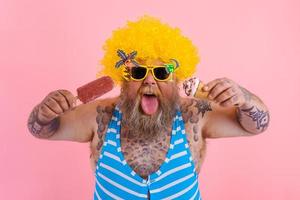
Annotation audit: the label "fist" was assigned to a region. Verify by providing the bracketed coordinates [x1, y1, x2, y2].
[37, 90, 76, 124]
[203, 77, 248, 107]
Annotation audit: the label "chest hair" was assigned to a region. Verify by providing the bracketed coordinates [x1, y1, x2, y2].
[120, 127, 172, 179]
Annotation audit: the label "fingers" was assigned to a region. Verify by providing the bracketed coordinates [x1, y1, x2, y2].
[44, 97, 64, 113]
[37, 103, 59, 124]
[37, 89, 75, 124]
[203, 78, 230, 91]
[50, 95, 69, 112]
[220, 95, 240, 107]
[202, 77, 246, 107]
[214, 87, 236, 103]
[206, 80, 232, 100]
[203, 79, 220, 92]
[57, 90, 76, 108]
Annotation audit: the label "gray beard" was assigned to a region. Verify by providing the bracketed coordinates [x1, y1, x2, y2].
[119, 83, 179, 138]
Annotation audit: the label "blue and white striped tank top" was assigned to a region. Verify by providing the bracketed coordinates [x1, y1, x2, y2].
[93, 106, 202, 200]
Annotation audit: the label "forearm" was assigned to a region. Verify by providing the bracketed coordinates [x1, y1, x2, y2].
[27, 105, 60, 138]
[236, 87, 270, 134]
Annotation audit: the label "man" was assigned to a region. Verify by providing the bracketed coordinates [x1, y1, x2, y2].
[27, 16, 270, 200]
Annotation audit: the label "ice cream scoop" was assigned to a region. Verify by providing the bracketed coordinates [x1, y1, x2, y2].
[183, 77, 209, 99]
[76, 76, 114, 104]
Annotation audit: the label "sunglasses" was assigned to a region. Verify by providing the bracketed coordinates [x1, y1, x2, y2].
[129, 65, 172, 81]
[122, 60, 178, 81]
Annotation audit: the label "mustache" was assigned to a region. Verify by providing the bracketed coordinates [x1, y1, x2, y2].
[139, 85, 161, 96]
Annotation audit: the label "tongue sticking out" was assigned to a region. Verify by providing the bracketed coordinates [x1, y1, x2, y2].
[141, 95, 159, 115]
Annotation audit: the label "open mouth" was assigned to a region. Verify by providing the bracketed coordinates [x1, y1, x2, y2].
[141, 93, 159, 115]
[143, 93, 156, 97]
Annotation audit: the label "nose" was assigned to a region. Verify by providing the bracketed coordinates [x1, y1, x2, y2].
[143, 71, 156, 86]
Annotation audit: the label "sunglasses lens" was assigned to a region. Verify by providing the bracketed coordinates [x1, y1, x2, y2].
[154, 67, 170, 80]
[131, 67, 147, 80]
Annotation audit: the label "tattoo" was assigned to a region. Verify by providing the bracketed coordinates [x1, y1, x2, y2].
[181, 99, 212, 124]
[193, 125, 199, 142]
[27, 106, 60, 138]
[96, 104, 114, 151]
[121, 128, 170, 179]
[239, 106, 270, 131]
[236, 107, 242, 121]
[194, 99, 212, 117]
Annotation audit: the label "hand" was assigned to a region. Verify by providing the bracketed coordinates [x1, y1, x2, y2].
[37, 90, 76, 124]
[203, 77, 249, 107]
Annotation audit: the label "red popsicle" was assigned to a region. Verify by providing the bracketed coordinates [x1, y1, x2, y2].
[76, 76, 114, 104]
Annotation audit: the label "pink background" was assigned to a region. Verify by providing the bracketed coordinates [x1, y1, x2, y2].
[1, 0, 299, 199]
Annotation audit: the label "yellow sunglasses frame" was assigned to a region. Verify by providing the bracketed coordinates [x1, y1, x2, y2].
[122, 65, 173, 81]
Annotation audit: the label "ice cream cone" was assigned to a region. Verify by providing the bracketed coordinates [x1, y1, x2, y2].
[183, 77, 209, 99]
[194, 82, 209, 99]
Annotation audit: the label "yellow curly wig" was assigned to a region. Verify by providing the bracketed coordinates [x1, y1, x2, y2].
[97, 15, 200, 84]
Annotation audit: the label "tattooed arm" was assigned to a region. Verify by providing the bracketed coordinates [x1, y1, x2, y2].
[199, 78, 270, 138]
[180, 98, 251, 138]
[27, 90, 114, 142]
[28, 101, 99, 142]
[235, 87, 270, 134]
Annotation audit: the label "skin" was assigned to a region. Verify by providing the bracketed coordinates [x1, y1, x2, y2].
[27, 59, 270, 197]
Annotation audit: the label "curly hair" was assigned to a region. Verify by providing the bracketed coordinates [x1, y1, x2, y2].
[97, 15, 200, 84]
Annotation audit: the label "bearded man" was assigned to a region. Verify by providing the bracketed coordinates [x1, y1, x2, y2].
[27, 16, 270, 200]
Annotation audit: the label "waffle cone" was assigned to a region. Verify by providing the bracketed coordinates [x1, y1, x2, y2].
[194, 82, 209, 99]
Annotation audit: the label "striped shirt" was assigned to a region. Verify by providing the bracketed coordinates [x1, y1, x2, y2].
[93, 106, 202, 200]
